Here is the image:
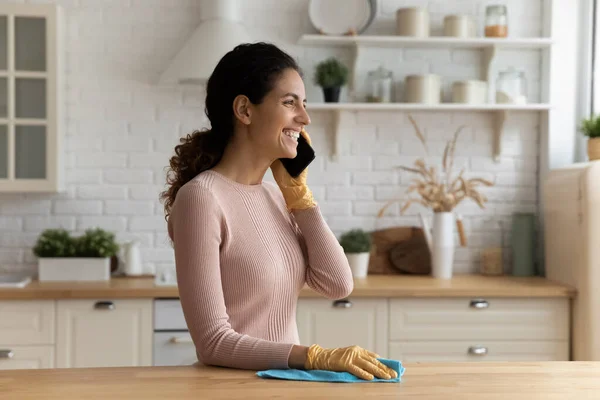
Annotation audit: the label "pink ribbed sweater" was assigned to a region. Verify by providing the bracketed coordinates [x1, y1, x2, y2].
[167, 170, 354, 370]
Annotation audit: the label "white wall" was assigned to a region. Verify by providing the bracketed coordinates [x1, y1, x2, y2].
[0, 0, 547, 276]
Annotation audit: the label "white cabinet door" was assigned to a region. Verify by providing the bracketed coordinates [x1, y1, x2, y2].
[0, 3, 63, 192]
[296, 298, 388, 357]
[0, 300, 55, 345]
[56, 299, 152, 368]
[0, 345, 54, 369]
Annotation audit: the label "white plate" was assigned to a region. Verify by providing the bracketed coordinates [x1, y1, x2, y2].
[309, 0, 372, 35]
[0, 274, 31, 288]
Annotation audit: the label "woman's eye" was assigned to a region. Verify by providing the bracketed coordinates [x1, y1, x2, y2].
[284, 100, 295, 106]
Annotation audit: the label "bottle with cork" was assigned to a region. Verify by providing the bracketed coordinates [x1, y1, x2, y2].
[484, 5, 508, 38]
[480, 219, 505, 276]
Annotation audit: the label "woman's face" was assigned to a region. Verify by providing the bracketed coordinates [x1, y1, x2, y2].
[245, 68, 311, 160]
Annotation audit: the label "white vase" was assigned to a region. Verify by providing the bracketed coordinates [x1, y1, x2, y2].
[419, 212, 455, 279]
[38, 257, 111, 282]
[346, 252, 370, 278]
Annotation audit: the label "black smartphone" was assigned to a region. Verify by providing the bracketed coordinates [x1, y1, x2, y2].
[279, 134, 316, 178]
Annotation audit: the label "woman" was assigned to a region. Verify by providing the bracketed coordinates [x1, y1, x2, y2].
[160, 42, 397, 381]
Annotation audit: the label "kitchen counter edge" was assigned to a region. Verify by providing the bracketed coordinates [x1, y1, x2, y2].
[0, 275, 576, 300]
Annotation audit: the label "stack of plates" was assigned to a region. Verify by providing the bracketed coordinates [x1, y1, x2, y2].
[309, 0, 376, 35]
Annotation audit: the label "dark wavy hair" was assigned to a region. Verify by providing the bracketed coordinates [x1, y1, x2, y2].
[160, 42, 301, 220]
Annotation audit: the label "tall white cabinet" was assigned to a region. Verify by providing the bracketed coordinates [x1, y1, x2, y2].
[0, 3, 63, 192]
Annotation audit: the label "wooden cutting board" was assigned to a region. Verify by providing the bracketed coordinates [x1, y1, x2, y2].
[368, 226, 431, 275]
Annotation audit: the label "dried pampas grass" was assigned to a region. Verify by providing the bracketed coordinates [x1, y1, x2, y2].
[378, 115, 494, 217]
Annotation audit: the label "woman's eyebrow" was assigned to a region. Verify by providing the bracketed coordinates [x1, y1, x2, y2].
[282, 92, 307, 102]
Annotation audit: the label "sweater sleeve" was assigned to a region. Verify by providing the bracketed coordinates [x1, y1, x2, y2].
[291, 205, 354, 299]
[169, 183, 295, 370]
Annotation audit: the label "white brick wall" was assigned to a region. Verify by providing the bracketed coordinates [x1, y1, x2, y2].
[0, 0, 543, 275]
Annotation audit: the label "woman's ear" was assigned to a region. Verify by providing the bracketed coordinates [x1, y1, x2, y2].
[232, 95, 252, 125]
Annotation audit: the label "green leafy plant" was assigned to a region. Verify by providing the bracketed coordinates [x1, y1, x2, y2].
[339, 229, 371, 253]
[32, 229, 77, 258]
[75, 228, 120, 258]
[33, 228, 119, 258]
[314, 57, 349, 88]
[580, 114, 600, 138]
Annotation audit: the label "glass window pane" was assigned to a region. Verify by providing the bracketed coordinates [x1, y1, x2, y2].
[15, 125, 45, 179]
[0, 125, 6, 178]
[16, 17, 46, 72]
[16, 78, 46, 119]
[0, 16, 6, 70]
[0, 78, 6, 118]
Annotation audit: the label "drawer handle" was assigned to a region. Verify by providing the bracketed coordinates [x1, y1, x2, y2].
[468, 346, 488, 356]
[0, 349, 14, 359]
[469, 299, 489, 309]
[333, 299, 352, 308]
[94, 301, 115, 310]
[169, 336, 193, 344]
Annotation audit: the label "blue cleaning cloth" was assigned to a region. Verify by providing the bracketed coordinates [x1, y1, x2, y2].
[256, 358, 405, 383]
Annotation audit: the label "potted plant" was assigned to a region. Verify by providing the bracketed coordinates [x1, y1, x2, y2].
[580, 114, 600, 161]
[33, 228, 120, 282]
[340, 228, 372, 278]
[314, 57, 349, 103]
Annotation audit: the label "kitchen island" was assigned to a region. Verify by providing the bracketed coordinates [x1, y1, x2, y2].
[1, 362, 598, 399]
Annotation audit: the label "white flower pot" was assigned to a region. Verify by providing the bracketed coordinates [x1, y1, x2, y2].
[38, 257, 111, 282]
[346, 252, 370, 278]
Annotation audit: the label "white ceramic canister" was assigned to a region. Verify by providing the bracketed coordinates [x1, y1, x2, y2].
[396, 7, 429, 37]
[451, 80, 488, 104]
[404, 74, 441, 104]
[443, 15, 476, 37]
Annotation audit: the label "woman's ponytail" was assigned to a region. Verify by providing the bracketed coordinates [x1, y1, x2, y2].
[160, 128, 227, 220]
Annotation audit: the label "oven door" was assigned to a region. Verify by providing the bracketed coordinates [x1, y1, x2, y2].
[153, 331, 197, 366]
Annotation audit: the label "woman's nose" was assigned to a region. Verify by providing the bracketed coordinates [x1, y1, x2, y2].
[297, 105, 311, 125]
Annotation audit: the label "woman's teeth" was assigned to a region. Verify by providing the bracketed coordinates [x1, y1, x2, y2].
[283, 130, 300, 140]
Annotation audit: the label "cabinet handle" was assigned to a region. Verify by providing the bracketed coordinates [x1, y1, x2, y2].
[0, 349, 14, 359]
[469, 299, 489, 309]
[468, 346, 488, 356]
[169, 336, 193, 344]
[332, 299, 352, 308]
[94, 301, 115, 310]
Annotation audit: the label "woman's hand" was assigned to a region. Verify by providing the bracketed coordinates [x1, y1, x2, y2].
[304, 344, 398, 381]
[270, 129, 316, 211]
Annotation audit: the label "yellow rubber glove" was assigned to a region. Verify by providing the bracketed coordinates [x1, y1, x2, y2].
[304, 344, 398, 381]
[270, 129, 316, 211]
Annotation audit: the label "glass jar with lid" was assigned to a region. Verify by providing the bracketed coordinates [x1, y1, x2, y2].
[366, 66, 393, 103]
[485, 5, 508, 37]
[495, 67, 527, 104]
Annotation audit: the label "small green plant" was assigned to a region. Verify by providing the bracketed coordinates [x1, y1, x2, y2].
[32, 229, 77, 258]
[580, 114, 600, 138]
[75, 228, 120, 258]
[314, 57, 349, 88]
[33, 228, 119, 258]
[339, 229, 371, 253]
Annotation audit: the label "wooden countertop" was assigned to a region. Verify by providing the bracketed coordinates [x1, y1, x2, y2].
[0, 274, 575, 300]
[2, 362, 598, 399]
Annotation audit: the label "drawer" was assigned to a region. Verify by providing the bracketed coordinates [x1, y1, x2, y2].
[153, 332, 197, 366]
[0, 300, 55, 345]
[0, 345, 55, 369]
[154, 299, 187, 330]
[389, 298, 568, 341]
[296, 298, 388, 358]
[389, 340, 569, 362]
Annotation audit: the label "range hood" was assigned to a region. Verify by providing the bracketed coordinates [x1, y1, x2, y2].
[159, 0, 252, 85]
